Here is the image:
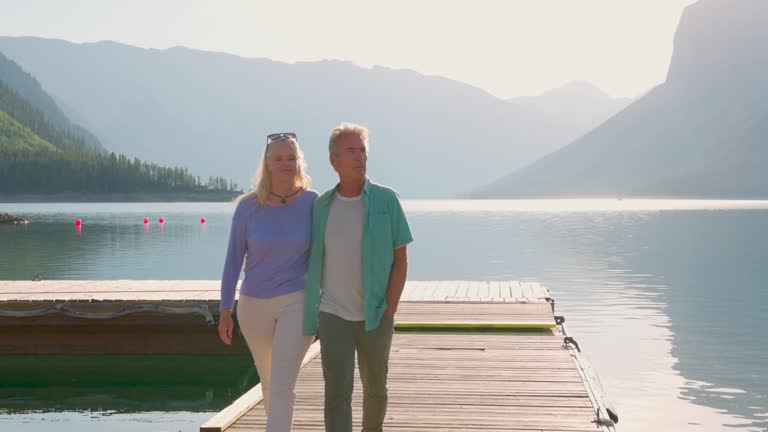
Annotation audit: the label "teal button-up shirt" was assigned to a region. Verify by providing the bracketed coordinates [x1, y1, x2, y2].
[303, 178, 414, 335]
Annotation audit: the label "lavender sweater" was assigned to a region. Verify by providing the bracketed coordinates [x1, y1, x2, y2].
[220, 190, 318, 311]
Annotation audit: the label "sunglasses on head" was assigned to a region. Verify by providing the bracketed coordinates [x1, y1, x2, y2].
[266, 132, 297, 143]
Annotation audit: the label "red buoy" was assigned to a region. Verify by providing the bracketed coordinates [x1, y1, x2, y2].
[75, 219, 82, 227]
[158, 217, 165, 224]
[143, 217, 149, 224]
[200, 217, 206, 224]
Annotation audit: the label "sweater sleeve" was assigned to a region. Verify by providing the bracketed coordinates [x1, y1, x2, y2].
[220, 202, 249, 311]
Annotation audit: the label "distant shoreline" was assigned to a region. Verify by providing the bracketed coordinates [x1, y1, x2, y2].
[0, 191, 241, 203]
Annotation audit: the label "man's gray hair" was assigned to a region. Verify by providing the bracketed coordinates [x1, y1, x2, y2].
[328, 122, 369, 153]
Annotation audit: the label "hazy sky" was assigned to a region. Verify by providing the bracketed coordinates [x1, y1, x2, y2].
[0, 0, 698, 99]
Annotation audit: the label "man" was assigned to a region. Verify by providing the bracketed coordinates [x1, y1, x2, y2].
[303, 122, 413, 432]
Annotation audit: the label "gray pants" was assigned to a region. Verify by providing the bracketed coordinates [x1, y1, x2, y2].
[318, 311, 394, 432]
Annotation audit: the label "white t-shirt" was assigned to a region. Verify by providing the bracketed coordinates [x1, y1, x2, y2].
[319, 193, 366, 321]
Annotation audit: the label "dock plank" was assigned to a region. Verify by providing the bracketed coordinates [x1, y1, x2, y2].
[509, 281, 525, 301]
[220, 333, 603, 432]
[395, 302, 555, 328]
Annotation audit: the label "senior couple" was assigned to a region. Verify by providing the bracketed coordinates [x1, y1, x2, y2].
[218, 122, 413, 432]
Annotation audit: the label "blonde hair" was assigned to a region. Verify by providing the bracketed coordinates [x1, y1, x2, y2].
[236, 137, 311, 206]
[328, 122, 369, 153]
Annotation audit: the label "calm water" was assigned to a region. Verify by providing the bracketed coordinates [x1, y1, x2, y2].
[1, 199, 767, 432]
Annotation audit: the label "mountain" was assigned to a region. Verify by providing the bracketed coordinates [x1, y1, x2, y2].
[0, 80, 96, 154]
[0, 37, 582, 197]
[0, 52, 102, 152]
[473, 0, 768, 199]
[507, 81, 632, 134]
[0, 110, 61, 153]
[0, 56, 237, 197]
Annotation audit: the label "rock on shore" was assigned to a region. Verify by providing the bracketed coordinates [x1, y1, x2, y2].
[0, 213, 29, 224]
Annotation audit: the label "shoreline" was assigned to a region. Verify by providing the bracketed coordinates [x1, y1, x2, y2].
[0, 213, 30, 224]
[0, 191, 240, 203]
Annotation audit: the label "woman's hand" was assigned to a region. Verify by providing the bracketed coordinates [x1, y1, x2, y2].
[218, 309, 234, 345]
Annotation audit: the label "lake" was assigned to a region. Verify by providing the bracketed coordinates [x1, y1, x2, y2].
[1, 199, 767, 432]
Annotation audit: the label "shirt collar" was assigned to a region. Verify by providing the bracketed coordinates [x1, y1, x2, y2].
[320, 177, 371, 207]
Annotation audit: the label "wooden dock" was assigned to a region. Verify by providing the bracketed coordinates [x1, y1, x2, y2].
[198, 281, 618, 432]
[0, 280, 617, 430]
[0, 280, 547, 303]
[0, 280, 554, 355]
[0, 280, 235, 355]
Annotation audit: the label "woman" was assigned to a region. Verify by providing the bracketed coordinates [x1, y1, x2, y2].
[218, 132, 317, 432]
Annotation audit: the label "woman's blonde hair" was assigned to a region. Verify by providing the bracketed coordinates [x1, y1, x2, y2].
[236, 136, 311, 206]
[328, 122, 369, 153]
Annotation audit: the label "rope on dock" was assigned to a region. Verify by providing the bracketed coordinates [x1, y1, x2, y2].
[0, 303, 215, 325]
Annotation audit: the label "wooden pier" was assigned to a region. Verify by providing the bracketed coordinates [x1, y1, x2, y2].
[0, 280, 617, 430]
[0, 280, 237, 355]
[0, 280, 553, 354]
[200, 281, 618, 432]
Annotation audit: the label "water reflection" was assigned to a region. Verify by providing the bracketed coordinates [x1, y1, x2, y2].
[623, 211, 768, 431]
[0, 203, 235, 280]
[403, 205, 767, 431]
[0, 355, 258, 414]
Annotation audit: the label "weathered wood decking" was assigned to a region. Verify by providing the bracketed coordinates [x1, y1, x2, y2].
[0, 280, 552, 355]
[0, 280, 548, 302]
[198, 281, 617, 432]
[0, 280, 616, 430]
[215, 334, 608, 432]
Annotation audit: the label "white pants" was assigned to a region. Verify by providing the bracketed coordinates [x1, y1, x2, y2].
[237, 290, 313, 432]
